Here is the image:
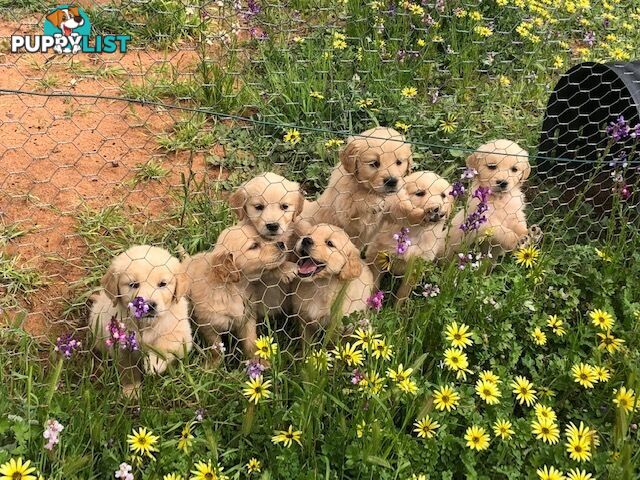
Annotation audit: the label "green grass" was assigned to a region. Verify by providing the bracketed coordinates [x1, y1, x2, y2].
[133, 160, 170, 183]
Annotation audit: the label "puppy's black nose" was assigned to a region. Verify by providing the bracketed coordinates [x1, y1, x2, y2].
[147, 301, 157, 312]
[74, 15, 83, 22]
[301, 237, 314, 248]
[497, 180, 509, 189]
[276, 241, 286, 251]
[266, 223, 279, 233]
[384, 177, 399, 188]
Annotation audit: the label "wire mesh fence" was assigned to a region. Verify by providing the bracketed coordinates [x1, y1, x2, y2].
[1, 0, 640, 478]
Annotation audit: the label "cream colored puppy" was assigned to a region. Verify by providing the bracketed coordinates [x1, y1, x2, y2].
[290, 223, 374, 341]
[302, 127, 413, 251]
[447, 140, 531, 255]
[367, 171, 453, 285]
[89, 245, 192, 393]
[229, 172, 305, 244]
[185, 223, 291, 362]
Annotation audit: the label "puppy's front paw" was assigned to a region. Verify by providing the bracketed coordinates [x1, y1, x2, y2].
[145, 353, 168, 375]
[279, 262, 298, 283]
[528, 224, 543, 244]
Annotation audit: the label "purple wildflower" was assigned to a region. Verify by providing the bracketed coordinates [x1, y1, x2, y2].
[607, 116, 631, 142]
[460, 187, 491, 232]
[115, 462, 133, 480]
[246, 0, 260, 16]
[449, 181, 465, 199]
[393, 227, 411, 255]
[422, 13, 435, 26]
[245, 358, 266, 379]
[55, 333, 81, 359]
[461, 167, 478, 180]
[43, 419, 64, 450]
[421, 283, 440, 298]
[436, 0, 445, 12]
[631, 123, 640, 139]
[195, 408, 206, 422]
[351, 369, 364, 385]
[250, 27, 267, 40]
[128, 296, 150, 319]
[584, 31, 595, 46]
[105, 316, 138, 351]
[366, 290, 384, 312]
[457, 251, 491, 270]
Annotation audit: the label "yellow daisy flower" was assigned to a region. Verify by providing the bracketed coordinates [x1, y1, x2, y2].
[433, 384, 460, 412]
[271, 425, 302, 447]
[515, 246, 540, 268]
[547, 315, 566, 336]
[306, 348, 332, 370]
[531, 327, 547, 346]
[475, 379, 502, 405]
[534, 404, 556, 422]
[387, 364, 413, 383]
[163, 474, 184, 480]
[567, 469, 594, 480]
[565, 435, 591, 462]
[479, 370, 500, 384]
[358, 371, 386, 395]
[309, 90, 324, 100]
[351, 327, 379, 351]
[246, 458, 261, 474]
[443, 347, 469, 372]
[394, 121, 412, 133]
[594, 248, 612, 261]
[334, 342, 363, 367]
[397, 378, 418, 395]
[511, 376, 537, 406]
[445, 322, 474, 349]
[190, 461, 225, 480]
[589, 309, 614, 330]
[416, 38, 426, 47]
[532, 418, 560, 444]
[0, 458, 37, 480]
[597, 331, 624, 354]
[413, 415, 440, 439]
[243, 375, 272, 404]
[127, 427, 159, 458]
[473, 25, 494, 37]
[178, 422, 194, 454]
[464, 425, 490, 451]
[283, 129, 301, 145]
[594, 366, 611, 382]
[439, 114, 458, 134]
[536, 465, 565, 480]
[572, 363, 598, 389]
[493, 419, 514, 440]
[371, 338, 393, 361]
[255, 335, 278, 359]
[613, 386, 637, 414]
[401, 86, 418, 98]
[324, 138, 345, 148]
[498, 75, 512, 87]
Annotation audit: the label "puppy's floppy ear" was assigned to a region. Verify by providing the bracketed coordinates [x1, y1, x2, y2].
[519, 150, 531, 181]
[207, 250, 240, 284]
[46, 9, 64, 27]
[101, 265, 120, 306]
[172, 265, 190, 303]
[69, 6, 81, 16]
[339, 246, 363, 281]
[228, 187, 247, 221]
[465, 150, 483, 172]
[339, 136, 363, 174]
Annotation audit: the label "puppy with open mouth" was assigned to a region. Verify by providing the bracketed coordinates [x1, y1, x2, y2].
[289, 223, 374, 343]
[367, 171, 454, 287]
[89, 245, 192, 396]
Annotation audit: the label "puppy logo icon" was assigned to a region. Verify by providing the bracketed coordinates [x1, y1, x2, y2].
[43, 5, 91, 53]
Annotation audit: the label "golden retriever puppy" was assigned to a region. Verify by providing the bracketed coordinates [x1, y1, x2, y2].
[185, 223, 291, 363]
[367, 171, 453, 285]
[228, 172, 305, 244]
[302, 127, 413, 251]
[446, 140, 531, 256]
[289, 223, 375, 342]
[89, 245, 192, 394]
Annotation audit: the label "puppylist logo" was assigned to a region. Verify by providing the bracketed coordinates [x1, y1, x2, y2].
[11, 5, 130, 54]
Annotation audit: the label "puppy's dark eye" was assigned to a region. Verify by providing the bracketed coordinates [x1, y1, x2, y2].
[395, 159, 403, 166]
[281, 204, 289, 211]
[129, 282, 140, 289]
[440, 193, 446, 199]
[415, 190, 426, 197]
[511, 167, 518, 173]
[158, 280, 167, 288]
[326, 240, 335, 248]
[370, 160, 380, 169]
[248, 242, 260, 250]
[487, 164, 498, 171]
[254, 204, 265, 211]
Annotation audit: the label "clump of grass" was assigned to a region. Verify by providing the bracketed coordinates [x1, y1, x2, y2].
[133, 160, 169, 183]
[156, 114, 216, 152]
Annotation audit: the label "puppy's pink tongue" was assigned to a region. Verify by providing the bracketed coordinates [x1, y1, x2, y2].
[298, 259, 317, 275]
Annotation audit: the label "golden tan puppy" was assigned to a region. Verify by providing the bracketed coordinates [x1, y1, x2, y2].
[447, 140, 531, 256]
[229, 172, 305, 243]
[302, 127, 413, 251]
[89, 245, 192, 395]
[289, 223, 375, 342]
[367, 171, 453, 285]
[185, 223, 292, 363]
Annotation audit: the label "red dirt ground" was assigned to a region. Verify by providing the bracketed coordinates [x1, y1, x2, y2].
[0, 17, 229, 339]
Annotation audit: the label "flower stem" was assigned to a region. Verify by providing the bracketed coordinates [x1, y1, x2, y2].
[46, 357, 64, 409]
